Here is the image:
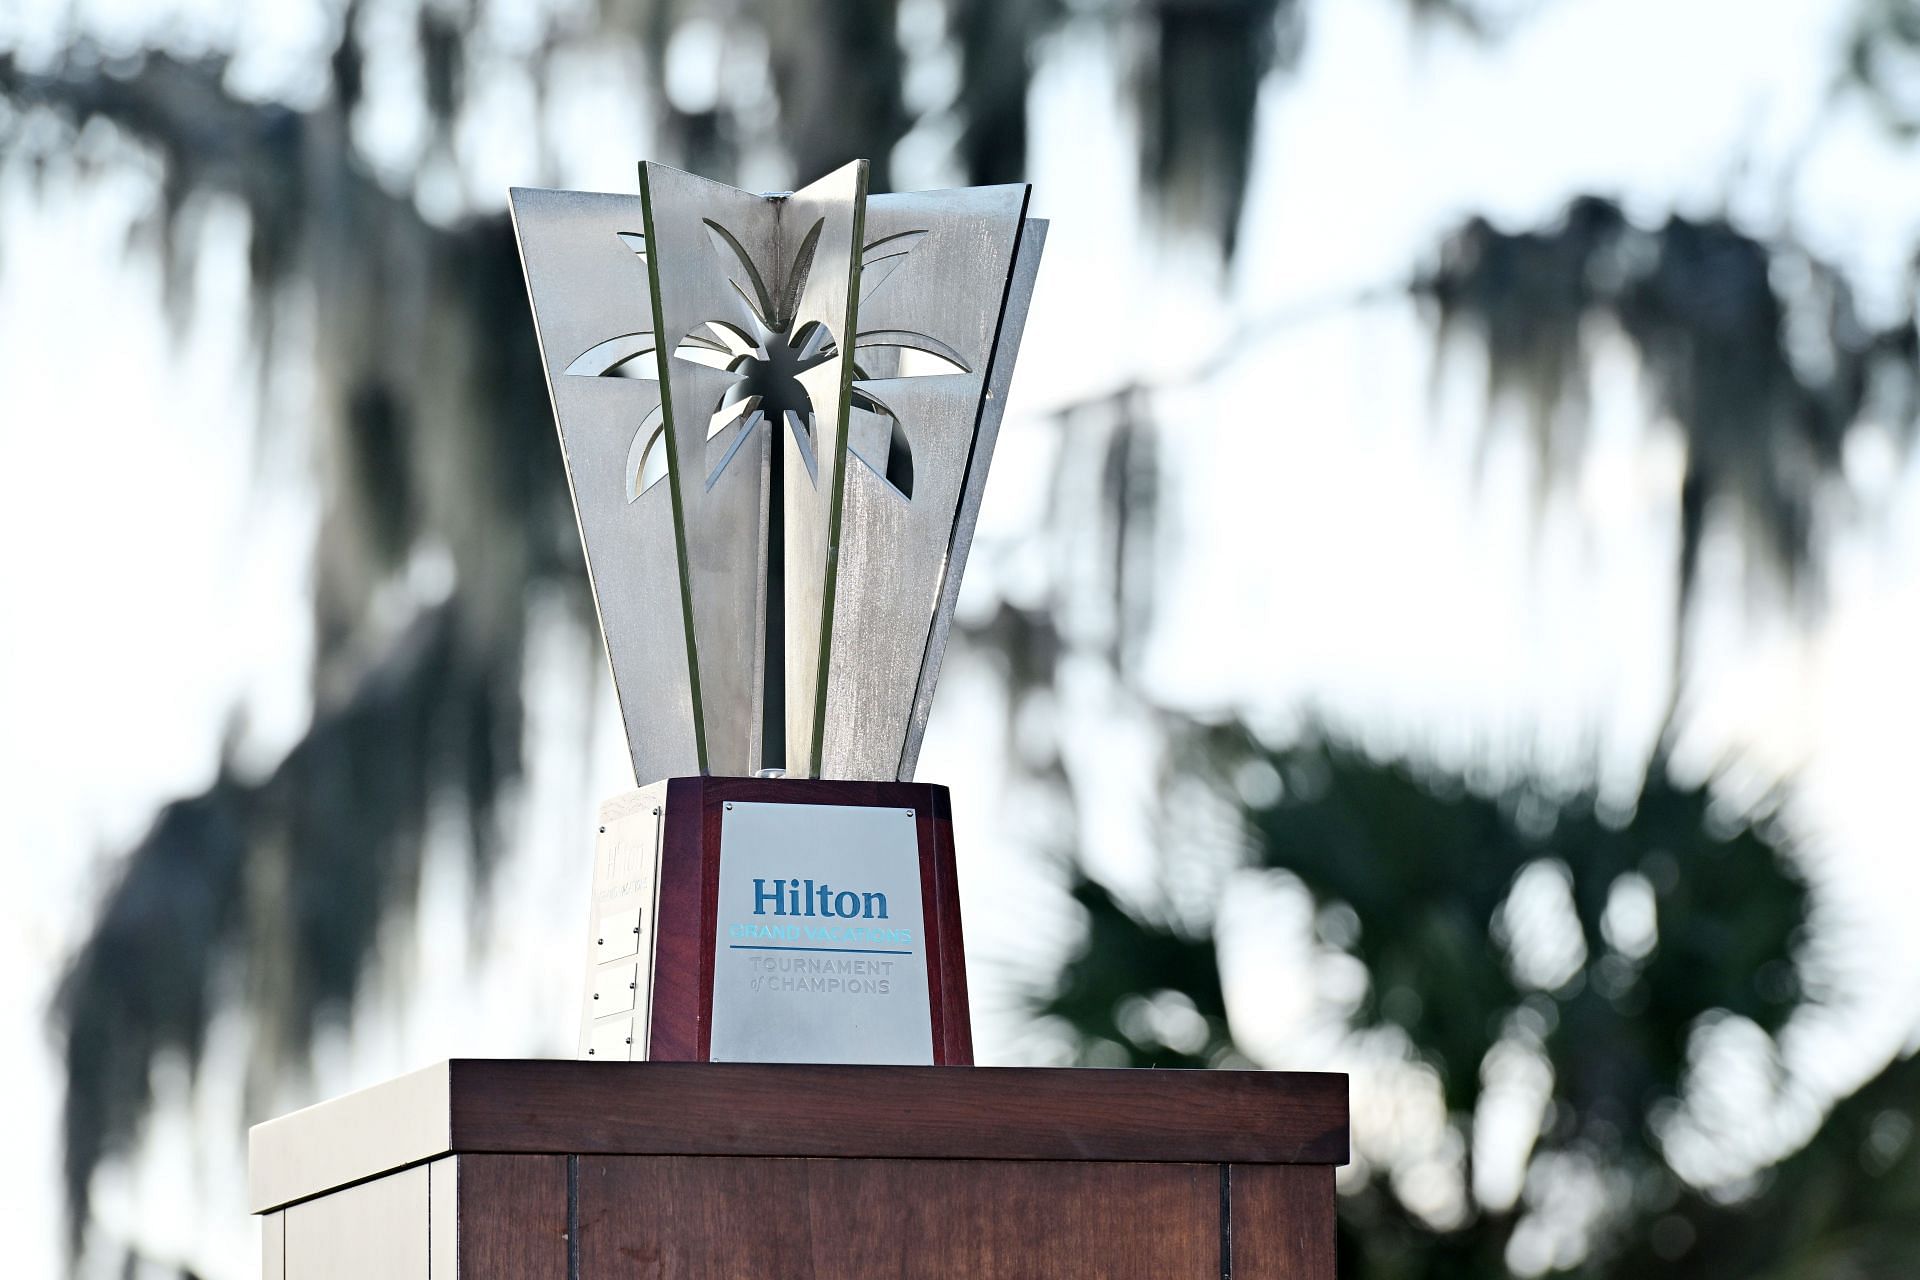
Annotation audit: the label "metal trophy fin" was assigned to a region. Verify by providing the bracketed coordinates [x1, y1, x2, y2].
[514, 164, 1043, 785]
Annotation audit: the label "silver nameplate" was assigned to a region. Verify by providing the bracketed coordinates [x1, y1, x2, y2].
[709, 801, 933, 1064]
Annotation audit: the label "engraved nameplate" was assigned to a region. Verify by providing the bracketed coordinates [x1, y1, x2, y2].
[709, 801, 934, 1064]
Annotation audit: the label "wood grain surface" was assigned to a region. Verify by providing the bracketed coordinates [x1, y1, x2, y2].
[446, 1060, 1349, 1166]
[646, 777, 710, 1061]
[454, 1155, 568, 1280]
[255, 1061, 1347, 1213]
[919, 782, 972, 1063]
[256, 1068, 1347, 1276]
[577, 1155, 1220, 1279]
[1229, 1163, 1337, 1279]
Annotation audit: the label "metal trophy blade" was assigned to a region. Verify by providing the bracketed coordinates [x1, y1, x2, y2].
[511, 162, 1045, 1066]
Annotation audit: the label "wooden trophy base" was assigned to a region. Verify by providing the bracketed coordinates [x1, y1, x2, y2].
[579, 776, 971, 1066]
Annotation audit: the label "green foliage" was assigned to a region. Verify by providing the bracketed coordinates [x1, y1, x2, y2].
[1043, 724, 1822, 1274]
[1614, 1047, 1920, 1278]
[1039, 879, 1237, 1069]
[1236, 731, 1803, 1125]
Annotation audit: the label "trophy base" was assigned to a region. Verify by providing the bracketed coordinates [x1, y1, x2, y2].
[578, 776, 972, 1066]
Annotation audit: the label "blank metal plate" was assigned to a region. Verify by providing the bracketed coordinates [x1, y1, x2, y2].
[596, 908, 642, 962]
[591, 962, 639, 1015]
[588, 1018, 635, 1062]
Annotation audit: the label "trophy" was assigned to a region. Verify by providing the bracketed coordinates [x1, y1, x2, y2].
[510, 161, 1045, 1066]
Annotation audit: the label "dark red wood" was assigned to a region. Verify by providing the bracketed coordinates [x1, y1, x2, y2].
[455, 1155, 568, 1280]
[913, 782, 950, 1059]
[1230, 1163, 1337, 1279]
[644, 774, 971, 1065]
[647, 776, 709, 1061]
[438, 1061, 1349, 1167]
[577, 1155, 1219, 1278]
[257, 1063, 1346, 1277]
[693, 777, 721, 1061]
[926, 784, 973, 1062]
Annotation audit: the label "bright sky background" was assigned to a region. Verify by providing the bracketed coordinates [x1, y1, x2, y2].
[4, 0, 1920, 1275]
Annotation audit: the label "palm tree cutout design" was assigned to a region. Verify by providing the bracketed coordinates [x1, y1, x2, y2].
[563, 220, 971, 504]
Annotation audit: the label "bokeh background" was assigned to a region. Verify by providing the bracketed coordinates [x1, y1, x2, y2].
[6, 0, 1920, 1275]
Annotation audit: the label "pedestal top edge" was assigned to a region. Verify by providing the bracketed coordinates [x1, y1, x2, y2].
[249, 1060, 1348, 1213]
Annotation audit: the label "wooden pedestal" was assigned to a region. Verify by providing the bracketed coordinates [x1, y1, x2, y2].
[252, 1060, 1348, 1279]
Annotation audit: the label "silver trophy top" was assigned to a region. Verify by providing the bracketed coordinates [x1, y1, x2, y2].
[511, 161, 1046, 785]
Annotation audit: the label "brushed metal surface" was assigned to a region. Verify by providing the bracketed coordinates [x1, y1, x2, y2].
[708, 801, 933, 1064]
[509, 186, 699, 788]
[250, 1062, 450, 1213]
[577, 782, 665, 1060]
[779, 161, 869, 776]
[284, 1165, 428, 1280]
[818, 186, 1031, 779]
[514, 165, 1044, 786]
[638, 164, 777, 776]
[427, 1158, 456, 1280]
[594, 906, 641, 963]
[898, 217, 1049, 779]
